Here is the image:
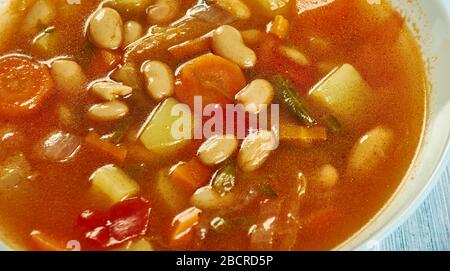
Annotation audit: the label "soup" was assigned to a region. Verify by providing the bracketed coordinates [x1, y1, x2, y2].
[0, 0, 427, 251]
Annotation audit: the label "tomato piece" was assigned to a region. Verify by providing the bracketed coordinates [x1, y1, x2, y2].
[77, 210, 108, 231]
[79, 197, 152, 248]
[0, 55, 54, 117]
[108, 197, 151, 243]
[85, 226, 110, 247]
[175, 54, 247, 109]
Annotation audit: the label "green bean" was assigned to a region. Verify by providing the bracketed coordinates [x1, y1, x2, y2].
[272, 76, 317, 127]
[324, 114, 342, 132]
[107, 121, 129, 144]
[260, 179, 278, 197]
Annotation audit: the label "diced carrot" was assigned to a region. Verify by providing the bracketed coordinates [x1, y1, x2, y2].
[168, 35, 212, 60]
[170, 157, 214, 193]
[299, 126, 327, 143]
[268, 15, 289, 39]
[30, 230, 65, 251]
[174, 54, 247, 109]
[85, 132, 127, 163]
[169, 207, 202, 249]
[0, 55, 54, 118]
[280, 125, 327, 144]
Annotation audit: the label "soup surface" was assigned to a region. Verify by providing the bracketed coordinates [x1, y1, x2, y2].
[0, 0, 427, 251]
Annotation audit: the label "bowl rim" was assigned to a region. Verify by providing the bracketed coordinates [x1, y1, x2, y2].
[352, 137, 450, 250]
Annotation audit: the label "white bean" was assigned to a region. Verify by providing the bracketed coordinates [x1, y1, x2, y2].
[212, 0, 251, 20]
[279, 46, 310, 66]
[142, 61, 174, 101]
[316, 164, 339, 189]
[87, 101, 129, 121]
[123, 20, 143, 47]
[235, 79, 274, 114]
[190, 186, 234, 210]
[348, 126, 394, 176]
[238, 130, 277, 172]
[147, 0, 180, 25]
[91, 81, 133, 101]
[0, 153, 32, 190]
[212, 25, 256, 68]
[51, 60, 87, 96]
[89, 8, 123, 49]
[197, 134, 238, 166]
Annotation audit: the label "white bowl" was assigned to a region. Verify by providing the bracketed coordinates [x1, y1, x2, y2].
[0, 0, 449, 251]
[338, 0, 450, 251]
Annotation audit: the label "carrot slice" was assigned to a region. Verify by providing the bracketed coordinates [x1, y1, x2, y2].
[169, 207, 202, 249]
[30, 230, 65, 251]
[170, 157, 214, 193]
[168, 36, 212, 60]
[0, 55, 54, 117]
[175, 54, 247, 109]
[85, 132, 128, 163]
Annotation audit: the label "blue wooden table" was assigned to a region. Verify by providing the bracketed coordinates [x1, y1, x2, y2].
[379, 161, 450, 251]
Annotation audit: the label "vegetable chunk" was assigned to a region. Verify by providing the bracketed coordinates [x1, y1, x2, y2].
[0, 56, 54, 117]
[348, 126, 394, 176]
[139, 98, 193, 154]
[309, 64, 373, 126]
[90, 164, 140, 204]
[175, 54, 247, 109]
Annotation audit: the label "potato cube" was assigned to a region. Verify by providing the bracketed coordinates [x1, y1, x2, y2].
[90, 164, 140, 204]
[309, 64, 373, 126]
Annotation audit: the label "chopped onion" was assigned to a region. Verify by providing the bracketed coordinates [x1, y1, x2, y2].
[249, 173, 307, 250]
[0, 126, 24, 158]
[249, 199, 282, 250]
[38, 131, 81, 162]
[0, 153, 32, 190]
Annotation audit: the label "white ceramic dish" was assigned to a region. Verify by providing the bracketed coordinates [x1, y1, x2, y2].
[0, 0, 449, 251]
[339, 0, 450, 251]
